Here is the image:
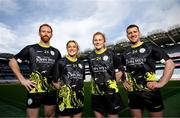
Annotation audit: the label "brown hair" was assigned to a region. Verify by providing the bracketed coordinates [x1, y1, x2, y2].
[93, 32, 106, 42]
[39, 24, 53, 33]
[126, 24, 139, 33]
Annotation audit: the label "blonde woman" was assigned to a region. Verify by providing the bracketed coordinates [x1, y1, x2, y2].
[53, 40, 85, 118]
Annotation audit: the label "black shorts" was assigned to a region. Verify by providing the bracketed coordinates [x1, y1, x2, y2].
[91, 93, 124, 115]
[128, 89, 164, 112]
[56, 107, 83, 116]
[26, 91, 57, 108]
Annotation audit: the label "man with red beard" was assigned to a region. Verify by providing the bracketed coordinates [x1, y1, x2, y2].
[9, 24, 61, 118]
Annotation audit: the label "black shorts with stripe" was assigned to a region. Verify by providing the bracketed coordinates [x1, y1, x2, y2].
[56, 107, 83, 116]
[91, 93, 124, 115]
[26, 91, 57, 108]
[128, 89, 164, 112]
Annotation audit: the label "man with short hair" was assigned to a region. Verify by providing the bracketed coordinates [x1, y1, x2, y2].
[120, 24, 175, 118]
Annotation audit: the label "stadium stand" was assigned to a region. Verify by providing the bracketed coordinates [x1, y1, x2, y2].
[0, 53, 29, 83]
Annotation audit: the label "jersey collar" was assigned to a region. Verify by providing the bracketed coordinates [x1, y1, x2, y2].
[38, 43, 50, 48]
[131, 41, 144, 48]
[66, 55, 77, 62]
[95, 48, 107, 54]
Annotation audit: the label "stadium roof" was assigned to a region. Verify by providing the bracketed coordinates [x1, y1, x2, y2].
[145, 25, 180, 46]
[168, 26, 180, 43]
[0, 53, 14, 60]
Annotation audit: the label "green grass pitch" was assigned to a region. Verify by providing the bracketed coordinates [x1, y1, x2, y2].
[0, 81, 180, 117]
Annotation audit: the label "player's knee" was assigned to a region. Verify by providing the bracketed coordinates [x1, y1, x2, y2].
[45, 111, 54, 117]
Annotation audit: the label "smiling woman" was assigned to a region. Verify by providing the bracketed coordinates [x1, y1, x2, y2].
[52, 40, 85, 117]
[87, 32, 125, 118]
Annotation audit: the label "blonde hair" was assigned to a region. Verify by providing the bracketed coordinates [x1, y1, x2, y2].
[66, 40, 80, 57]
[66, 40, 79, 51]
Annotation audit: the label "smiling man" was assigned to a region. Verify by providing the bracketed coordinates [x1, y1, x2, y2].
[120, 24, 175, 118]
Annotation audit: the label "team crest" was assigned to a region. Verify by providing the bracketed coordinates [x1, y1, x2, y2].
[27, 98, 33, 105]
[103, 55, 108, 61]
[59, 107, 65, 111]
[139, 48, 146, 53]
[50, 50, 55, 56]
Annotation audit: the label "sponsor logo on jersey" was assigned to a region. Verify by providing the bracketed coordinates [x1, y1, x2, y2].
[36, 56, 55, 64]
[44, 50, 49, 54]
[96, 57, 101, 60]
[132, 50, 138, 54]
[126, 58, 146, 65]
[37, 50, 43, 53]
[67, 72, 83, 80]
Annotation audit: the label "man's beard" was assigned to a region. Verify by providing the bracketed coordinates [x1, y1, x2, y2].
[41, 36, 50, 43]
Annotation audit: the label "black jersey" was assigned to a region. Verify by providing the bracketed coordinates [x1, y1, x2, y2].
[88, 49, 120, 95]
[14, 43, 61, 93]
[121, 42, 170, 91]
[54, 56, 85, 110]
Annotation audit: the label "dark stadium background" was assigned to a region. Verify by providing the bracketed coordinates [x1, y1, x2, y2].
[0, 25, 180, 117]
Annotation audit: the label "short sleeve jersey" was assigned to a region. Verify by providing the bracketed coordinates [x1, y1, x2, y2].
[88, 49, 120, 95]
[54, 56, 85, 109]
[14, 43, 61, 93]
[121, 42, 170, 91]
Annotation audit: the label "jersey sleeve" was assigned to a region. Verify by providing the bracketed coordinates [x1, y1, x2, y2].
[113, 52, 124, 72]
[151, 44, 170, 63]
[14, 45, 30, 63]
[52, 50, 62, 82]
[56, 49, 62, 60]
[87, 53, 93, 75]
[53, 59, 63, 82]
[82, 60, 86, 80]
